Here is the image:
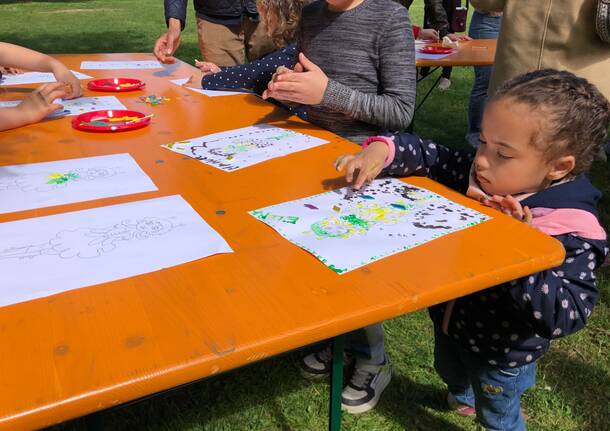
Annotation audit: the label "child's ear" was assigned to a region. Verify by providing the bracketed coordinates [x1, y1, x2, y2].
[546, 155, 576, 181]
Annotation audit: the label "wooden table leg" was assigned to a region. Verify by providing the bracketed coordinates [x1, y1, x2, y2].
[329, 334, 345, 431]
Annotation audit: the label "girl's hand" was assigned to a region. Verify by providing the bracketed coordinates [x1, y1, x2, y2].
[334, 141, 389, 189]
[18, 82, 69, 125]
[49, 59, 81, 99]
[487, 195, 532, 224]
[263, 53, 328, 105]
[419, 29, 439, 40]
[447, 33, 472, 41]
[195, 60, 220, 76]
[183, 70, 204, 89]
[262, 66, 294, 100]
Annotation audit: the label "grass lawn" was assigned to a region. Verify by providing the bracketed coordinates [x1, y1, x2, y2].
[2, 1, 609, 430]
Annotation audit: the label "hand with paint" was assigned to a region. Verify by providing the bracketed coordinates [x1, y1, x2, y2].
[334, 141, 389, 190]
[485, 194, 532, 224]
[0, 82, 68, 131]
[195, 60, 221, 76]
[154, 18, 182, 64]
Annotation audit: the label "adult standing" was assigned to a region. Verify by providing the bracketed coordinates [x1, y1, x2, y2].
[466, 7, 502, 147]
[471, 0, 610, 100]
[154, 0, 276, 67]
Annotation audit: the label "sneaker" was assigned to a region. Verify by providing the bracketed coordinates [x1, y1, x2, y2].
[300, 345, 354, 380]
[438, 77, 452, 90]
[447, 393, 476, 417]
[341, 360, 391, 414]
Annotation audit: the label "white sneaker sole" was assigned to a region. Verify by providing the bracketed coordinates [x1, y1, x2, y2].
[341, 370, 391, 415]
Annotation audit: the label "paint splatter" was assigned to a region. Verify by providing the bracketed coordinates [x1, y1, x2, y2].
[390, 203, 407, 210]
[361, 195, 375, 200]
[46, 171, 80, 185]
[332, 205, 341, 212]
[304, 204, 318, 210]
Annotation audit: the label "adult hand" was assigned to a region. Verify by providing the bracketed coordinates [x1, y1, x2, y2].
[447, 33, 472, 42]
[154, 18, 182, 64]
[262, 53, 328, 105]
[334, 141, 389, 189]
[49, 59, 82, 99]
[195, 60, 221, 76]
[18, 82, 69, 125]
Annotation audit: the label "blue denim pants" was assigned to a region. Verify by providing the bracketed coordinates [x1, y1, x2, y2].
[467, 10, 502, 146]
[434, 325, 536, 431]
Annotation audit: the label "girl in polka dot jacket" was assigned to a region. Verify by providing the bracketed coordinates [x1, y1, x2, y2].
[334, 69, 609, 431]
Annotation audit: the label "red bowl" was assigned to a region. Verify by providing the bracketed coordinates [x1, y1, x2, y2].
[418, 46, 455, 55]
[87, 78, 145, 92]
[72, 110, 151, 132]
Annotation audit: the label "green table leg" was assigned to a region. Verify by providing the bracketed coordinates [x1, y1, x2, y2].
[329, 334, 345, 431]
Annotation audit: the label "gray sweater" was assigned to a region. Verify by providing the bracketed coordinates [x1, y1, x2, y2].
[298, 0, 416, 144]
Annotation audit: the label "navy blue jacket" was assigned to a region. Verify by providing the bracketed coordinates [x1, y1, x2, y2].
[165, 0, 258, 29]
[380, 132, 608, 368]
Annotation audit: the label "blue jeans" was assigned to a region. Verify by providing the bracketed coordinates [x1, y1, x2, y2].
[434, 325, 536, 431]
[467, 11, 502, 146]
[346, 323, 386, 365]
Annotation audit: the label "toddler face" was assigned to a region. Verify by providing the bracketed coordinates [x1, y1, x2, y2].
[474, 100, 556, 197]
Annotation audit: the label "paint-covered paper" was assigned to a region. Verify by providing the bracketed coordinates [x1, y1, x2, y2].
[0, 195, 232, 308]
[0, 71, 92, 86]
[162, 124, 328, 171]
[249, 179, 490, 274]
[0, 153, 158, 214]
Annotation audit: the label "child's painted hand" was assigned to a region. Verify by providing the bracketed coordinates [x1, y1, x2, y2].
[334, 141, 389, 189]
[447, 33, 472, 42]
[262, 53, 328, 105]
[194, 60, 221, 76]
[486, 195, 532, 224]
[49, 60, 81, 99]
[183, 70, 204, 89]
[18, 82, 68, 125]
[419, 29, 439, 40]
[0, 66, 21, 74]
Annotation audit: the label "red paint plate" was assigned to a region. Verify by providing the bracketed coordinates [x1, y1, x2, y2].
[418, 46, 455, 55]
[72, 110, 151, 132]
[87, 78, 145, 92]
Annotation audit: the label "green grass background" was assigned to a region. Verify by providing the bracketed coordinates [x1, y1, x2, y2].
[1, 1, 608, 430]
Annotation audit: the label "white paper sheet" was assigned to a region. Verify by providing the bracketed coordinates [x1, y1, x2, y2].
[415, 52, 454, 60]
[161, 124, 328, 171]
[170, 78, 249, 97]
[0, 195, 232, 308]
[0, 71, 92, 86]
[0, 153, 158, 214]
[0, 96, 128, 117]
[250, 179, 490, 274]
[80, 60, 163, 70]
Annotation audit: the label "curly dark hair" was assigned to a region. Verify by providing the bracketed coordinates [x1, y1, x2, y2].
[491, 69, 610, 176]
[257, 0, 305, 48]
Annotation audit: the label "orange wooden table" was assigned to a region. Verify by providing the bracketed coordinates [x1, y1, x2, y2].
[414, 39, 497, 115]
[0, 53, 561, 431]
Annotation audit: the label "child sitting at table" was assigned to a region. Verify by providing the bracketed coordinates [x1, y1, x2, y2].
[334, 69, 609, 430]
[0, 42, 80, 131]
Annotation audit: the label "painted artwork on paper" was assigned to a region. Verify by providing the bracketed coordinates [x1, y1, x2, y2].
[249, 178, 490, 274]
[162, 124, 328, 171]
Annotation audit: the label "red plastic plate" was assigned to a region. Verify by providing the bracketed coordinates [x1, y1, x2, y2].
[418, 46, 455, 55]
[72, 110, 151, 132]
[87, 78, 145, 92]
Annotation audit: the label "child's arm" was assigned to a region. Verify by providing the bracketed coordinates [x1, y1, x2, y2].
[0, 82, 68, 131]
[0, 42, 81, 99]
[507, 235, 606, 339]
[202, 45, 297, 94]
[336, 132, 475, 193]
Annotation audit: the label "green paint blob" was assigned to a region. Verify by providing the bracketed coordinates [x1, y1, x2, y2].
[341, 214, 369, 229]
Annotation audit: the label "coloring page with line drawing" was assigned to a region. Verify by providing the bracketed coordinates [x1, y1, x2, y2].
[0, 195, 232, 308]
[162, 124, 329, 171]
[249, 178, 490, 274]
[0, 153, 157, 214]
[0, 96, 127, 117]
[0, 70, 92, 86]
[80, 60, 162, 70]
